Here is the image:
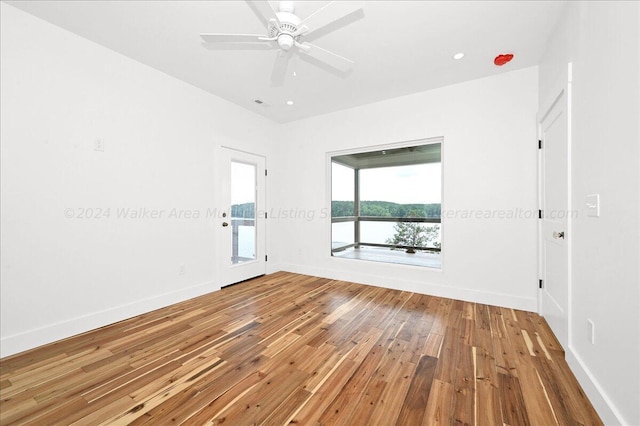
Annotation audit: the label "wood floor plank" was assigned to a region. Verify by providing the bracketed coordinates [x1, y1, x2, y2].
[451, 343, 475, 426]
[474, 345, 502, 425]
[260, 386, 311, 426]
[367, 358, 415, 425]
[348, 378, 387, 425]
[395, 355, 437, 425]
[433, 327, 460, 384]
[209, 365, 308, 425]
[423, 332, 444, 358]
[287, 357, 359, 425]
[516, 362, 562, 426]
[0, 272, 603, 425]
[488, 305, 507, 338]
[316, 328, 386, 424]
[499, 373, 531, 426]
[423, 379, 454, 426]
[530, 357, 577, 426]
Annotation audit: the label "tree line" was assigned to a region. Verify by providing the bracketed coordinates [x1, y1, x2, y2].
[332, 201, 441, 218]
[230, 201, 442, 219]
[231, 203, 255, 218]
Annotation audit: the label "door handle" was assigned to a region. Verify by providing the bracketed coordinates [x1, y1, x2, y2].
[222, 222, 229, 227]
[553, 231, 565, 239]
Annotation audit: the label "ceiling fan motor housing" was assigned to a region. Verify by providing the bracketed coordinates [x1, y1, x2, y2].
[271, 12, 301, 51]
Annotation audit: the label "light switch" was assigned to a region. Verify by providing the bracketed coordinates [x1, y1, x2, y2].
[586, 194, 600, 217]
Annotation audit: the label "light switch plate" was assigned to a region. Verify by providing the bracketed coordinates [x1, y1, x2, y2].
[586, 194, 600, 217]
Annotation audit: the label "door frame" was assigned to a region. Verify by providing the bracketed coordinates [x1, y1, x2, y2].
[537, 62, 573, 349]
[216, 146, 267, 288]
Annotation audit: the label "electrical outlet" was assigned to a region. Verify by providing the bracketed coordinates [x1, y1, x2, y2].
[94, 138, 105, 152]
[178, 264, 185, 275]
[587, 319, 595, 345]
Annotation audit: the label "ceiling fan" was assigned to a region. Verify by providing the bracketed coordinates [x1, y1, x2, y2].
[200, 1, 364, 84]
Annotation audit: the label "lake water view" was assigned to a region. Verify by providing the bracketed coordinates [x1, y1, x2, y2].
[234, 219, 441, 259]
[332, 220, 441, 249]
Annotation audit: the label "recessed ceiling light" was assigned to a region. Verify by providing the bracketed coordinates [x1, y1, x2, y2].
[286, 100, 294, 106]
[453, 52, 465, 60]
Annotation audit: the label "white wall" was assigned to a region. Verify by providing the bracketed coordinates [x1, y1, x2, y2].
[272, 67, 539, 311]
[0, 3, 277, 357]
[539, 2, 640, 425]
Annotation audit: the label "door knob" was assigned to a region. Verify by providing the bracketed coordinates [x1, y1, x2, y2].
[222, 222, 229, 227]
[552, 231, 565, 239]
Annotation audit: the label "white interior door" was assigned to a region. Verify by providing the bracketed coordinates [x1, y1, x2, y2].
[539, 90, 569, 350]
[217, 147, 266, 287]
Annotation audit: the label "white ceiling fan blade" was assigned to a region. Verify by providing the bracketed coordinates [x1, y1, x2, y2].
[200, 33, 265, 43]
[297, 42, 354, 72]
[270, 51, 291, 86]
[300, 1, 364, 33]
[248, 0, 281, 27]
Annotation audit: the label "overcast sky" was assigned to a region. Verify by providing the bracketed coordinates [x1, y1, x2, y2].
[231, 162, 256, 205]
[332, 162, 442, 204]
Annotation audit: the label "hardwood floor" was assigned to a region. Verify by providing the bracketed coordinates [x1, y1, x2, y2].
[0, 272, 602, 425]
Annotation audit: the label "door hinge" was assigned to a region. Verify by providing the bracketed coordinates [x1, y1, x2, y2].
[265, 211, 268, 219]
[265, 169, 268, 176]
[539, 279, 544, 289]
[538, 209, 543, 219]
[265, 255, 268, 262]
[538, 139, 542, 149]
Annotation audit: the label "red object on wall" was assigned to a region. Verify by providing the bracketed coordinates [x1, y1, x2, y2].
[494, 54, 514, 66]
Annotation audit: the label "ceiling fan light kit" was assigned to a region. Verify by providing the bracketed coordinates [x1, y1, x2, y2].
[200, 0, 363, 83]
[276, 33, 295, 51]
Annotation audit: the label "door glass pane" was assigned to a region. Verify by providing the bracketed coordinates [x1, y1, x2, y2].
[231, 161, 256, 264]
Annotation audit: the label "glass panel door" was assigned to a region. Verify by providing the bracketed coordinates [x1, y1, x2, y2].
[217, 147, 266, 288]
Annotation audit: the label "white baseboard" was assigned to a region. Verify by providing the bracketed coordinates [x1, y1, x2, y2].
[566, 346, 628, 426]
[0, 280, 220, 358]
[277, 262, 537, 312]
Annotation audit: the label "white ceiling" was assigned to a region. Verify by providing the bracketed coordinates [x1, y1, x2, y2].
[6, 1, 565, 123]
